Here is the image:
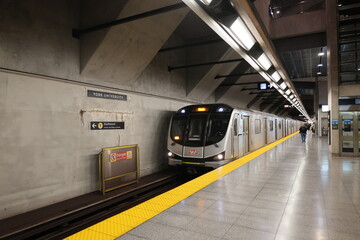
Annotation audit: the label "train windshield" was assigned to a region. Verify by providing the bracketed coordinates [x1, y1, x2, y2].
[185, 116, 207, 147]
[170, 115, 187, 143]
[205, 115, 230, 145]
[170, 113, 231, 147]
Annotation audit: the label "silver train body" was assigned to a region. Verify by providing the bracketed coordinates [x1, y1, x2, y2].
[167, 104, 301, 169]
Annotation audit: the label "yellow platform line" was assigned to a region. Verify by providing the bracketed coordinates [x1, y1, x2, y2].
[65, 132, 298, 240]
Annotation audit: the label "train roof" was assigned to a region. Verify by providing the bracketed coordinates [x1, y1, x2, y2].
[176, 103, 301, 121]
[175, 103, 233, 114]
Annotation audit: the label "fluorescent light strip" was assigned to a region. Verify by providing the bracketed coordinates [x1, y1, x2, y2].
[229, 17, 256, 51]
[280, 82, 287, 90]
[199, 0, 212, 5]
[271, 71, 281, 82]
[257, 53, 272, 71]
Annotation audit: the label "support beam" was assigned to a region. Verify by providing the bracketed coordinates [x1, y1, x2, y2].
[73, 2, 187, 38]
[159, 38, 223, 52]
[241, 87, 258, 91]
[247, 94, 263, 108]
[215, 72, 259, 79]
[219, 81, 262, 87]
[275, 107, 284, 115]
[268, 99, 288, 113]
[168, 59, 243, 71]
[249, 90, 277, 95]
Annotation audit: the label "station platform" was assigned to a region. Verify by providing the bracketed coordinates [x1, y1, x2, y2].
[66, 133, 360, 240]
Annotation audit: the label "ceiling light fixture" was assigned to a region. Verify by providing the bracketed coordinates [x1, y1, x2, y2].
[317, 63, 323, 67]
[182, 0, 310, 120]
[229, 17, 256, 51]
[270, 70, 281, 82]
[256, 53, 272, 71]
[318, 52, 325, 56]
[279, 82, 287, 90]
[285, 89, 291, 95]
[199, 0, 212, 5]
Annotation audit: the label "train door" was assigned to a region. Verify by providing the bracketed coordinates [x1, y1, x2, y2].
[233, 114, 240, 158]
[243, 116, 250, 153]
[275, 119, 278, 140]
[263, 118, 268, 144]
[286, 120, 289, 135]
[282, 119, 285, 137]
[340, 112, 360, 157]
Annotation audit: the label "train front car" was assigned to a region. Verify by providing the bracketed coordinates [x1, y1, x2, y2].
[167, 104, 234, 171]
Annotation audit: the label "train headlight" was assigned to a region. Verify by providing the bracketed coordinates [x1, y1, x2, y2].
[168, 152, 174, 157]
[217, 154, 224, 160]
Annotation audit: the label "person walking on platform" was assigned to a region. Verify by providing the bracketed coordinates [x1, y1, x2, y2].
[299, 124, 307, 142]
[311, 123, 316, 133]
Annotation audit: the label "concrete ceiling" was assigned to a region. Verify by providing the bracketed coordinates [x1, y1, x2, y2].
[162, 4, 325, 117]
[78, 0, 327, 119]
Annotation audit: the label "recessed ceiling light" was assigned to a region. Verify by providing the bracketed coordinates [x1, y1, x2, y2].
[257, 53, 272, 71]
[317, 72, 322, 75]
[229, 17, 256, 51]
[317, 63, 323, 67]
[318, 52, 325, 56]
[271, 71, 281, 82]
[199, 0, 212, 5]
[280, 82, 287, 90]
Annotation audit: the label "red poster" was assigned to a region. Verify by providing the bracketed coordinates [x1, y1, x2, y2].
[110, 152, 127, 162]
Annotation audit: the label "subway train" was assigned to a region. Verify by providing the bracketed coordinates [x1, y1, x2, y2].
[167, 103, 301, 172]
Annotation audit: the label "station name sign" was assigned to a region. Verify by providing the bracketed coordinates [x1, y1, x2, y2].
[91, 121, 125, 130]
[87, 90, 127, 101]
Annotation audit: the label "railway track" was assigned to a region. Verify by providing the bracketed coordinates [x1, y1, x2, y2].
[0, 170, 193, 240]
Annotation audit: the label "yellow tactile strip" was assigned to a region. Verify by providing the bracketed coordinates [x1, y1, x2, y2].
[65, 132, 298, 240]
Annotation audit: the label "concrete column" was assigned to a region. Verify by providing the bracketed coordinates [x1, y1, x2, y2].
[326, 0, 339, 154]
[314, 77, 319, 134]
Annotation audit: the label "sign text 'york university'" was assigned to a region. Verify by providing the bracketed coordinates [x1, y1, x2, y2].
[87, 90, 127, 101]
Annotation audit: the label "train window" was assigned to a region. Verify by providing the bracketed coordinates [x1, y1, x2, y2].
[234, 119, 238, 136]
[269, 120, 274, 131]
[185, 116, 207, 146]
[170, 116, 187, 142]
[255, 119, 261, 134]
[205, 115, 230, 145]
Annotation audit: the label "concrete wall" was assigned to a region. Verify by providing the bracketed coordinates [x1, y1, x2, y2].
[271, 10, 326, 39]
[253, 0, 326, 39]
[0, 71, 191, 219]
[0, 0, 200, 219]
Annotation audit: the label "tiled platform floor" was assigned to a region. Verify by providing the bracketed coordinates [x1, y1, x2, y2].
[118, 133, 360, 240]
